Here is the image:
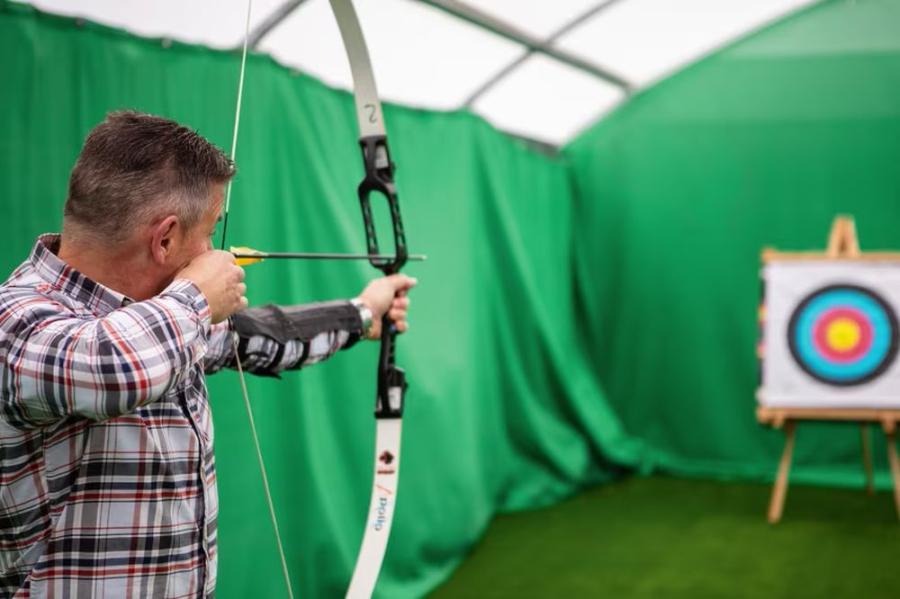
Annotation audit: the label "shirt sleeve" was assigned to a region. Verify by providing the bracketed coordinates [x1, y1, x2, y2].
[203, 301, 363, 376]
[1, 279, 211, 429]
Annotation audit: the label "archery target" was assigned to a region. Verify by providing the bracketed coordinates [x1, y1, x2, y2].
[788, 285, 898, 386]
[761, 261, 900, 408]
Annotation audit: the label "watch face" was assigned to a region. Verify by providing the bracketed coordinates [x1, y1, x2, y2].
[352, 300, 374, 335]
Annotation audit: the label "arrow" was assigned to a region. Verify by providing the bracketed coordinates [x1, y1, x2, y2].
[230, 246, 427, 266]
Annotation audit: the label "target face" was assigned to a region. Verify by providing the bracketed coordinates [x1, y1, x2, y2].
[788, 284, 899, 386]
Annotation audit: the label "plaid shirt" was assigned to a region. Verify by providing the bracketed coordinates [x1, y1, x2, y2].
[0, 235, 358, 598]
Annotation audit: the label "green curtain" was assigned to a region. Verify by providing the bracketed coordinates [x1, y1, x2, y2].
[0, 3, 638, 597]
[565, 0, 900, 488]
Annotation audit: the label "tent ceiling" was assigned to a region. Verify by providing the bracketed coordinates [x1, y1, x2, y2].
[15, 0, 815, 146]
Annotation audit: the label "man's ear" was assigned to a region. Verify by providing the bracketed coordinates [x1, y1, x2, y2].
[150, 215, 180, 265]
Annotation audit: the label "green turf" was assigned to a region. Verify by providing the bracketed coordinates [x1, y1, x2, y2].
[429, 477, 900, 598]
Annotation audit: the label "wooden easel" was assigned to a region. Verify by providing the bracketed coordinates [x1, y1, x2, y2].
[758, 216, 900, 523]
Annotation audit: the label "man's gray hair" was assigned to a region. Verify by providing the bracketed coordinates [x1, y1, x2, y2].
[64, 111, 235, 243]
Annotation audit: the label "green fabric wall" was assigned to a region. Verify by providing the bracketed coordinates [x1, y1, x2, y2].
[0, 3, 638, 597]
[565, 0, 900, 488]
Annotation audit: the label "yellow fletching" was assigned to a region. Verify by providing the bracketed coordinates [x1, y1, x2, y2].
[230, 246, 264, 267]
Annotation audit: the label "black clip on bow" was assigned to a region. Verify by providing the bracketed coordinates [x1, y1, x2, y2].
[358, 135, 408, 419]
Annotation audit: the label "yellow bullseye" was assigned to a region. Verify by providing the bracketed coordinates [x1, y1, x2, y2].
[826, 318, 861, 351]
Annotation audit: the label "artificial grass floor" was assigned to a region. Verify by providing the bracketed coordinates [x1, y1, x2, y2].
[429, 476, 900, 598]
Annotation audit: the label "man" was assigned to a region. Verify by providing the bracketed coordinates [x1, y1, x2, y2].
[0, 111, 416, 597]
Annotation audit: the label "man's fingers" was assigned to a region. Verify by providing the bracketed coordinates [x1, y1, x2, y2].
[388, 289, 410, 330]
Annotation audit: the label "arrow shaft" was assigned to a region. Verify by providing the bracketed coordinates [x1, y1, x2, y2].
[232, 251, 426, 261]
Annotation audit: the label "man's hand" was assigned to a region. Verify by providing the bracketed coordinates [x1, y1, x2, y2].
[356, 274, 417, 340]
[176, 250, 248, 324]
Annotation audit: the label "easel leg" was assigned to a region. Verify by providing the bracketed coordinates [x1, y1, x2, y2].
[861, 424, 875, 495]
[768, 421, 796, 524]
[886, 429, 900, 522]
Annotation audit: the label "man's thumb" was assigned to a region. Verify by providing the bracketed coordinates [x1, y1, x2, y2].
[388, 274, 418, 292]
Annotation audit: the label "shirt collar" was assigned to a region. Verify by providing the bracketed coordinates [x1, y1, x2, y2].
[30, 233, 131, 315]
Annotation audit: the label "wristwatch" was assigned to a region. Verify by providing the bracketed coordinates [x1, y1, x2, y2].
[351, 298, 374, 338]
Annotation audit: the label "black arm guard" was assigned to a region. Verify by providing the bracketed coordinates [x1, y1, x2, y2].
[231, 301, 363, 345]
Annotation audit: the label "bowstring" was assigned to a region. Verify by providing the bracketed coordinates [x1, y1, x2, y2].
[219, 0, 250, 250]
[223, 1, 295, 597]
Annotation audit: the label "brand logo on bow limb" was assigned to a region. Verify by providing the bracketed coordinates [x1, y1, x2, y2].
[377, 451, 396, 475]
[373, 496, 390, 531]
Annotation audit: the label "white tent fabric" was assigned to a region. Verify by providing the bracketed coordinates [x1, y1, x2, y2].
[14, 0, 815, 145]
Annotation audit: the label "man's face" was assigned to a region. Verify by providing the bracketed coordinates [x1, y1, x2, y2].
[174, 183, 225, 269]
